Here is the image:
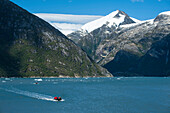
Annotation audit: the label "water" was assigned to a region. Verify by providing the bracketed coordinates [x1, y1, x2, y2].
[0, 77, 169, 113]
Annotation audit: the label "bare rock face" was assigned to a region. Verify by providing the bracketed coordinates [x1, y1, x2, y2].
[68, 10, 170, 76]
[136, 34, 170, 76]
[0, 0, 112, 77]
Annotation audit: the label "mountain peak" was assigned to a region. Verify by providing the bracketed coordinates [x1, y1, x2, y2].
[116, 10, 127, 15]
[154, 11, 170, 22]
[106, 10, 126, 18]
[81, 10, 136, 33]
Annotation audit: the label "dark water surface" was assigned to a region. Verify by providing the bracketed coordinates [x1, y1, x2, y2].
[0, 77, 169, 113]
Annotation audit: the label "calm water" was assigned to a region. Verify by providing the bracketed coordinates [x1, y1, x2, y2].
[0, 77, 169, 113]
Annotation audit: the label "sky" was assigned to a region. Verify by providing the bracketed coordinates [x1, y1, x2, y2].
[10, 0, 170, 20]
[10, 0, 170, 35]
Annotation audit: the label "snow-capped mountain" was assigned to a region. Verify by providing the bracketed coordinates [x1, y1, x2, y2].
[68, 10, 170, 76]
[68, 10, 141, 58]
[68, 10, 141, 41]
[81, 10, 138, 33]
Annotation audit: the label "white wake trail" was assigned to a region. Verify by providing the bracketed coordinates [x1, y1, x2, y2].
[0, 87, 64, 102]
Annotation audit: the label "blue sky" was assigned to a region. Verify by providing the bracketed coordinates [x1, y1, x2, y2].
[10, 0, 170, 20]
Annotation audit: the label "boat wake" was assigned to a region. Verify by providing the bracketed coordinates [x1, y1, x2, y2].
[0, 87, 64, 102]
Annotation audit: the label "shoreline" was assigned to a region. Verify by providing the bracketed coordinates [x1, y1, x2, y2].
[0, 76, 169, 78]
[0, 75, 113, 78]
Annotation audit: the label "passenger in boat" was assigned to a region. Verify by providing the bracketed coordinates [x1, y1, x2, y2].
[54, 97, 58, 100]
[58, 97, 62, 101]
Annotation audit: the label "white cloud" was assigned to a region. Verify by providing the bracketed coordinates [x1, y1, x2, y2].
[131, 0, 144, 2]
[52, 23, 82, 30]
[51, 23, 83, 35]
[34, 13, 103, 35]
[34, 13, 103, 24]
[158, 0, 161, 2]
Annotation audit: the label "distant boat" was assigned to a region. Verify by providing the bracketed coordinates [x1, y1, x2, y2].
[33, 82, 38, 84]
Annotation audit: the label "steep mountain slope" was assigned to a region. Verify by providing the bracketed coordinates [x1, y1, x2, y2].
[0, 0, 112, 77]
[68, 10, 170, 76]
[137, 34, 170, 76]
